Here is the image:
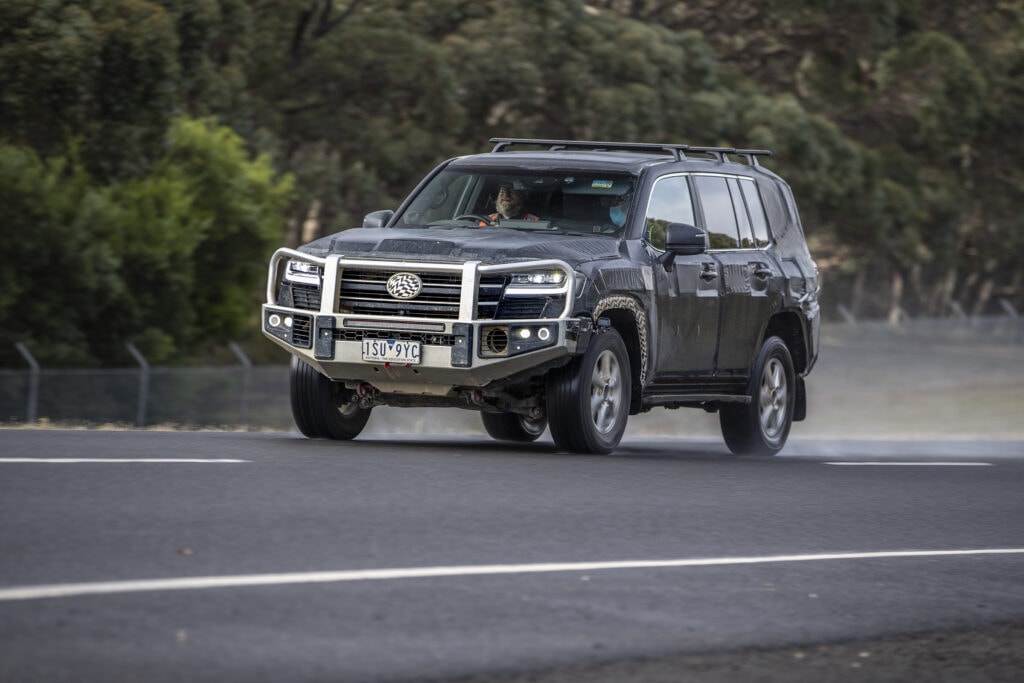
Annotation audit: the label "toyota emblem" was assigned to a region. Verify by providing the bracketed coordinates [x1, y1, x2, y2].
[386, 272, 423, 300]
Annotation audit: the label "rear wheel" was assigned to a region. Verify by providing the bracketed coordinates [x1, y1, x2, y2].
[546, 329, 630, 454]
[481, 412, 547, 442]
[289, 357, 372, 440]
[720, 336, 795, 456]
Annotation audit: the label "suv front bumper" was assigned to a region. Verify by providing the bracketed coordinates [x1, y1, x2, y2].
[262, 249, 582, 395]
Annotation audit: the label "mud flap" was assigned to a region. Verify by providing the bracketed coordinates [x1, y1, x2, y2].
[794, 375, 807, 422]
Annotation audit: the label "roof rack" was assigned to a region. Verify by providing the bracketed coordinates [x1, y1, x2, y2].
[489, 138, 772, 166]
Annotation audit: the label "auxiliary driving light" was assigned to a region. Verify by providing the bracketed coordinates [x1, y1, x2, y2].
[268, 314, 282, 327]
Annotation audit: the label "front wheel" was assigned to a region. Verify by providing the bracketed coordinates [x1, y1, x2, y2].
[720, 336, 795, 456]
[546, 329, 631, 454]
[290, 357, 372, 440]
[481, 412, 548, 442]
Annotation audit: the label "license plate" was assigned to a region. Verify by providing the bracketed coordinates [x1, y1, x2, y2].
[361, 339, 421, 365]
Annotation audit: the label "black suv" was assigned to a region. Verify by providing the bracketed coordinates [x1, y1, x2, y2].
[262, 138, 820, 455]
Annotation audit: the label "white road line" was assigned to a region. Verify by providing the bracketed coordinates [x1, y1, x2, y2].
[0, 458, 248, 464]
[826, 462, 992, 467]
[2, 548, 1022, 602]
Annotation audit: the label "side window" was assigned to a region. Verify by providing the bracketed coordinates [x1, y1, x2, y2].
[644, 175, 695, 250]
[694, 176, 739, 250]
[740, 179, 771, 247]
[728, 179, 754, 248]
[756, 178, 788, 241]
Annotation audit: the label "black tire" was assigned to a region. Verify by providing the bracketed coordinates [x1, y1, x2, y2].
[289, 357, 372, 440]
[546, 328, 631, 454]
[481, 412, 548, 442]
[720, 336, 795, 456]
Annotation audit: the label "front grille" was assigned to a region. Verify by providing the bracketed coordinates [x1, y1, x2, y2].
[333, 266, 561, 321]
[291, 284, 321, 311]
[337, 269, 510, 321]
[333, 329, 456, 346]
[476, 275, 507, 319]
[339, 269, 463, 319]
[494, 298, 550, 319]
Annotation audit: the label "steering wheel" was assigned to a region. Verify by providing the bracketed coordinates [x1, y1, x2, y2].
[454, 213, 495, 226]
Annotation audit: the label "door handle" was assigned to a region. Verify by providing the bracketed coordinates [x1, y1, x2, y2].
[700, 264, 719, 281]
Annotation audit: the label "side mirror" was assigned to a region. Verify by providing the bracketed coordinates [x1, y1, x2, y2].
[661, 223, 706, 269]
[363, 210, 395, 228]
[665, 223, 707, 255]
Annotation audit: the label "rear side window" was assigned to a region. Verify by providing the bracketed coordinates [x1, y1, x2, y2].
[739, 178, 770, 247]
[694, 176, 739, 250]
[757, 178, 789, 239]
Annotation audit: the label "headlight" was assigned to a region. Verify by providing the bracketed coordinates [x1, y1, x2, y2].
[284, 259, 323, 286]
[509, 270, 566, 286]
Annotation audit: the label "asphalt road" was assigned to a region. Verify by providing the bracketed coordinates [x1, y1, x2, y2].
[1, 430, 1023, 682]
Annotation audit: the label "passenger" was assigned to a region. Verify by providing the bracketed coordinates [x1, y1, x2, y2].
[608, 191, 631, 228]
[480, 184, 539, 225]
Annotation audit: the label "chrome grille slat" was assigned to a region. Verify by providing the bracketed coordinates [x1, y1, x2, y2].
[340, 291, 461, 304]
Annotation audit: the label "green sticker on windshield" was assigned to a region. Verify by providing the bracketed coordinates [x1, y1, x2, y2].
[592, 180, 614, 189]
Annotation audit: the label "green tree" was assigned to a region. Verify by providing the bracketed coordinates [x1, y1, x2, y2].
[0, 143, 124, 366]
[0, 0, 181, 181]
[0, 119, 292, 367]
[244, 0, 467, 238]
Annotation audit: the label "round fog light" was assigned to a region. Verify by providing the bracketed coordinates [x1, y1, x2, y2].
[538, 327, 551, 341]
[517, 328, 532, 340]
[268, 314, 282, 328]
[284, 316, 293, 328]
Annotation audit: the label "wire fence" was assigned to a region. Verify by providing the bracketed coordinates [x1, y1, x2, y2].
[1, 315, 1021, 435]
[0, 364, 293, 430]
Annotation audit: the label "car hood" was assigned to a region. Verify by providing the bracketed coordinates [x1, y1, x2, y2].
[300, 227, 622, 265]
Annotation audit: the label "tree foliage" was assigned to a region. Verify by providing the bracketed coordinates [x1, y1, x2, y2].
[2, 0, 1022, 365]
[0, 120, 291, 367]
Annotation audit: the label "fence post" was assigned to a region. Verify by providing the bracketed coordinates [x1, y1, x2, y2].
[836, 304, 856, 324]
[14, 343, 39, 424]
[229, 342, 252, 428]
[1000, 299, 1022, 344]
[999, 298, 1020, 319]
[126, 343, 149, 428]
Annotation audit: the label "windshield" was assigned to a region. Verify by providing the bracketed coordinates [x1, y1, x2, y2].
[393, 167, 637, 236]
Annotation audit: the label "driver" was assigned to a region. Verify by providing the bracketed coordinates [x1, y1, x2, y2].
[480, 184, 539, 225]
